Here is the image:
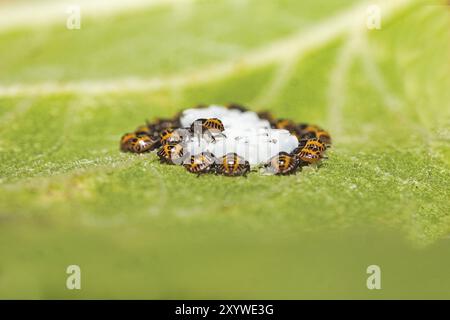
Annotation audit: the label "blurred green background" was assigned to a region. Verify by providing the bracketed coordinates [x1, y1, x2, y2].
[0, 0, 449, 299]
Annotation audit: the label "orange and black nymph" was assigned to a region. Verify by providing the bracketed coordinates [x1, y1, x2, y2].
[274, 119, 297, 131]
[216, 153, 251, 177]
[190, 118, 225, 132]
[315, 128, 332, 145]
[265, 152, 299, 175]
[292, 145, 323, 165]
[296, 124, 332, 145]
[157, 143, 186, 165]
[301, 138, 326, 153]
[190, 118, 226, 143]
[184, 152, 216, 175]
[120, 133, 136, 152]
[120, 133, 159, 153]
[160, 128, 190, 145]
[147, 117, 180, 134]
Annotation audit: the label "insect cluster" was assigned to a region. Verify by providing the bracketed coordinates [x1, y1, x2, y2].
[120, 104, 331, 176]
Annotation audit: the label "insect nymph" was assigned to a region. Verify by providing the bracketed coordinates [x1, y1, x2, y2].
[190, 118, 226, 143]
[190, 118, 225, 132]
[296, 124, 332, 145]
[265, 152, 299, 175]
[216, 153, 251, 177]
[300, 138, 326, 153]
[184, 152, 216, 176]
[292, 139, 326, 165]
[160, 128, 190, 145]
[157, 143, 186, 164]
[120, 132, 136, 152]
[120, 133, 159, 153]
[316, 128, 332, 145]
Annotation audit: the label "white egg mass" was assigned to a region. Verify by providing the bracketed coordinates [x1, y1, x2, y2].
[180, 105, 298, 165]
